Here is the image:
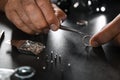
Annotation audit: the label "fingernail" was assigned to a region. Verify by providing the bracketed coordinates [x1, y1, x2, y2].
[63, 14, 67, 20]
[50, 24, 58, 31]
[91, 41, 99, 47]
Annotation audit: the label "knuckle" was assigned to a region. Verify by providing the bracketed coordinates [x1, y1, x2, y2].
[22, 1, 35, 11]
[15, 21, 24, 28]
[24, 18, 31, 24]
[36, 0, 46, 7]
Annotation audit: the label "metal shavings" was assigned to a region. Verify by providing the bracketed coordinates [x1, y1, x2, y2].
[18, 40, 45, 55]
[11, 39, 46, 55]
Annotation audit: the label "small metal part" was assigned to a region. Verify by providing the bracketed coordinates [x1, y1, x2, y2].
[68, 63, 71, 67]
[82, 35, 91, 46]
[50, 60, 54, 64]
[64, 9, 68, 12]
[76, 20, 88, 26]
[42, 66, 46, 70]
[59, 55, 62, 64]
[11, 40, 45, 55]
[36, 57, 40, 60]
[57, 1, 61, 5]
[73, 2, 79, 8]
[51, 51, 54, 53]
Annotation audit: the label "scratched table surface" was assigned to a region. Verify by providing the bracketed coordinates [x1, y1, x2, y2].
[0, 3, 120, 80]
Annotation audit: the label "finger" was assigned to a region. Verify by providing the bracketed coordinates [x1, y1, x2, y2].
[52, 4, 67, 21]
[113, 33, 120, 46]
[36, 0, 60, 31]
[43, 28, 50, 34]
[22, 0, 48, 31]
[6, 10, 35, 34]
[15, 1, 41, 33]
[90, 14, 120, 47]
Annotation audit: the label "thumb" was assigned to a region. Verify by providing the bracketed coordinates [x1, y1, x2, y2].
[52, 4, 67, 21]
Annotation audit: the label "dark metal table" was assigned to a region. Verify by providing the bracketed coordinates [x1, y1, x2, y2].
[0, 4, 120, 80]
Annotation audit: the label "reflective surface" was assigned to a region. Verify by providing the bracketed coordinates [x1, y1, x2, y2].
[0, 3, 120, 80]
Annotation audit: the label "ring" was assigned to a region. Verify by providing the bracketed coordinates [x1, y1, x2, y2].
[82, 35, 91, 46]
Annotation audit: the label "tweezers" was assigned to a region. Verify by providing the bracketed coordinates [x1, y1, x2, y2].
[60, 25, 91, 46]
[60, 25, 84, 35]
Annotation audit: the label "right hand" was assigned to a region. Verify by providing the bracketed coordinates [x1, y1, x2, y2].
[4, 0, 66, 34]
[90, 14, 120, 47]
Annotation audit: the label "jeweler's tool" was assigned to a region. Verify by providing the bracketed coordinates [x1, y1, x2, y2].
[60, 25, 91, 46]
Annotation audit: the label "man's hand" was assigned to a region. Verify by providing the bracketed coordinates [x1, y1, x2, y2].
[90, 14, 120, 47]
[3, 0, 66, 34]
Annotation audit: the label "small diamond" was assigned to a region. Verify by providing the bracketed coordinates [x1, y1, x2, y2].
[68, 63, 71, 67]
[42, 66, 46, 70]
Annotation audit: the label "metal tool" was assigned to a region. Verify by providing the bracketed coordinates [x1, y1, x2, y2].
[60, 25, 84, 35]
[60, 25, 91, 46]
